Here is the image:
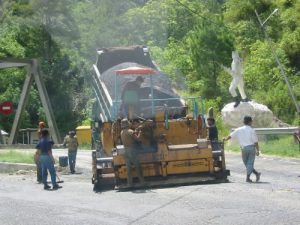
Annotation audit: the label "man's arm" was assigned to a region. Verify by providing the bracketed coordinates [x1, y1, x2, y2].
[34, 149, 41, 164]
[49, 141, 55, 163]
[223, 135, 231, 142]
[221, 64, 232, 75]
[255, 142, 260, 156]
[62, 136, 68, 148]
[132, 130, 142, 141]
[49, 151, 55, 164]
[252, 129, 260, 156]
[75, 137, 79, 148]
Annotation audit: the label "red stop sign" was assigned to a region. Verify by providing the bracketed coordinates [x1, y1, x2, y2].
[0, 101, 13, 115]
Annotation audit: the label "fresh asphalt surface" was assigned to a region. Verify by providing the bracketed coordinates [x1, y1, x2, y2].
[0, 149, 300, 225]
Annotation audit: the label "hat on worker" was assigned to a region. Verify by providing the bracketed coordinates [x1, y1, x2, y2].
[121, 118, 130, 129]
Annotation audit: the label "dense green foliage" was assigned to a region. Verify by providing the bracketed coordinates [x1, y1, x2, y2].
[0, 0, 299, 140]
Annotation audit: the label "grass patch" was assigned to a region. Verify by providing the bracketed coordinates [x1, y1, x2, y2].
[225, 135, 300, 158]
[0, 150, 60, 164]
[0, 150, 35, 164]
[79, 143, 92, 150]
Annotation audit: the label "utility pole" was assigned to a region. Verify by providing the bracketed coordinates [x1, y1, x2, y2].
[255, 9, 300, 149]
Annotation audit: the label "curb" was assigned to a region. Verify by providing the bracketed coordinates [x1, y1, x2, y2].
[0, 162, 36, 173]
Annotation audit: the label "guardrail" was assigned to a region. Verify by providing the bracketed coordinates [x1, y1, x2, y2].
[112, 96, 203, 120]
[231, 127, 298, 135]
[253, 127, 299, 135]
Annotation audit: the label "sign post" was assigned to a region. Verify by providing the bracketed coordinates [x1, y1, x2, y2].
[0, 101, 13, 116]
[0, 101, 13, 144]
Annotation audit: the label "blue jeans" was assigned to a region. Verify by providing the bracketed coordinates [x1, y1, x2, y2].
[68, 151, 77, 173]
[40, 155, 57, 186]
[241, 145, 256, 176]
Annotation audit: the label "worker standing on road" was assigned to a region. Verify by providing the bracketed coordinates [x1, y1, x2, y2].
[34, 121, 46, 183]
[223, 116, 261, 183]
[36, 129, 62, 190]
[120, 118, 145, 187]
[63, 131, 79, 174]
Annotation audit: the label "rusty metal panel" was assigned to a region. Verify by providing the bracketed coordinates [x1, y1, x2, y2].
[166, 159, 210, 175]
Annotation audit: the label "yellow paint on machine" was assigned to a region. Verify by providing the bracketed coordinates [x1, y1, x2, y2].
[92, 112, 229, 188]
[166, 159, 211, 174]
[117, 158, 211, 179]
[102, 122, 114, 155]
[118, 163, 163, 179]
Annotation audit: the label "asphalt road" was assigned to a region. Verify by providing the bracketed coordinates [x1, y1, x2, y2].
[0, 150, 300, 225]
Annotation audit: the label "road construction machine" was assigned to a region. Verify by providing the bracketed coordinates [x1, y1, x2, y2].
[91, 46, 229, 190]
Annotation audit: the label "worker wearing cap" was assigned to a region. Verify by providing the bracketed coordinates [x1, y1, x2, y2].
[224, 116, 261, 183]
[120, 118, 145, 187]
[63, 131, 79, 174]
[121, 76, 144, 119]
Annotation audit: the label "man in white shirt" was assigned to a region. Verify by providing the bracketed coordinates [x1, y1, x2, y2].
[224, 116, 261, 182]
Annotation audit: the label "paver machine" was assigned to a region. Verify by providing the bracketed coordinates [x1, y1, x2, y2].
[91, 46, 229, 190]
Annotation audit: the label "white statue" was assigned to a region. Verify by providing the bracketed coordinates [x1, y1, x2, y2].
[224, 51, 249, 107]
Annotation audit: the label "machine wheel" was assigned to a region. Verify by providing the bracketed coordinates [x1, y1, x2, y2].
[93, 168, 116, 191]
[93, 180, 102, 191]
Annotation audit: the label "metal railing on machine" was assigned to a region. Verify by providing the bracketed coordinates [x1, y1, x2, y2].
[111, 96, 205, 121]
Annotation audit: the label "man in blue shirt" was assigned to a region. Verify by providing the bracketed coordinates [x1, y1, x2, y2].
[36, 129, 62, 190]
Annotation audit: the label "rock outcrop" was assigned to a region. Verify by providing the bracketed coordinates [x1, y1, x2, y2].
[221, 101, 274, 128]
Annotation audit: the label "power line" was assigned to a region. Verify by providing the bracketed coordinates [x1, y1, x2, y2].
[173, 0, 231, 30]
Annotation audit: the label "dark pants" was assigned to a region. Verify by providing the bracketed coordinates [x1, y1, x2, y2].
[125, 148, 144, 186]
[211, 140, 221, 151]
[68, 151, 77, 173]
